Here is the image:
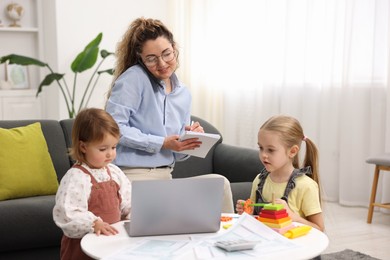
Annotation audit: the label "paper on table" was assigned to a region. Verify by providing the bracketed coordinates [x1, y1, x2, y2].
[102, 239, 196, 259]
[179, 131, 221, 158]
[192, 213, 300, 259]
[130, 240, 190, 256]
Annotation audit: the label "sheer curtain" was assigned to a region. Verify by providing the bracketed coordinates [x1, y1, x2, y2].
[169, 0, 390, 208]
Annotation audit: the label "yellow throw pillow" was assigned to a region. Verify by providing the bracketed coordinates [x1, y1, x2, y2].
[0, 122, 59, 200]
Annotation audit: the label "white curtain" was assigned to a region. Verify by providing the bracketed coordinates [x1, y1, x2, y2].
[169, 0, 390, 209]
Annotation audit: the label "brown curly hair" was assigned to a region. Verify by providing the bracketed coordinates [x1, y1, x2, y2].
[106, 17, 179, 100]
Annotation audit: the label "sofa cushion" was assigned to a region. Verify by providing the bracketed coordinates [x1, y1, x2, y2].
[0, 123, 59, 200]
[231, 182, 253, 206]
[0, 195, 62, 253]
[213, 143, 262, 182]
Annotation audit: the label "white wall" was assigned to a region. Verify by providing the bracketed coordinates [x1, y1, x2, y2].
[44, 0, 170, 119]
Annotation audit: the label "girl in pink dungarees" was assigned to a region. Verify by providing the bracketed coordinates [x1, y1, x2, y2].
[53, 108, 132, 260]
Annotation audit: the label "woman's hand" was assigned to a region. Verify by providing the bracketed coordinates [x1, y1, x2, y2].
[163, 135, 201, 152]
[185, 121, 204, 133]
[93, 219, 119, 236]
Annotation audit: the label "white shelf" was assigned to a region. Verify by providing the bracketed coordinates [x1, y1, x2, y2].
[0, 89, 38, 97]
[0, 0, 43, 120]
[0, 27, 38, 32]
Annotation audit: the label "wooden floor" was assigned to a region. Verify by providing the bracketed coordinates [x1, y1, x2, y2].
[322, 202, 390, 260]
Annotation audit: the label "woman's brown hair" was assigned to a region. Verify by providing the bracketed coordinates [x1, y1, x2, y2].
[106, 17, 179, 100]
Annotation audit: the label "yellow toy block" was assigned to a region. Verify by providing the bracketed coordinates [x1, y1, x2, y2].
[283, 225, 312, 239]
[262, 219, 292, 228]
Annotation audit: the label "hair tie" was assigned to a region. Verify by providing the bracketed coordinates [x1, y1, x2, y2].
[303, 135, 307, 141]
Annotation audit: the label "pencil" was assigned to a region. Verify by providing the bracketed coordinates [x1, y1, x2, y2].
[241, 202, 267, 207]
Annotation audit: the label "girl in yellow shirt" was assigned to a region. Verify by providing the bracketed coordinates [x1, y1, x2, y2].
[236, 115, 324, 231]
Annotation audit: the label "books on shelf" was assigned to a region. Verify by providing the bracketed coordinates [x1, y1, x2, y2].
[179, 131, 221, 158]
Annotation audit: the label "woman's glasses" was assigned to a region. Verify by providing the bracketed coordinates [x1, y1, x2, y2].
[142, 49, 176, 67]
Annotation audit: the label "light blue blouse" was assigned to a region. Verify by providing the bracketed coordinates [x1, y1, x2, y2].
[106, 65, 191, 167]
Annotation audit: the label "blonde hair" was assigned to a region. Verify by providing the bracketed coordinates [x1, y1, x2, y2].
[106, 17, 179, 100]
[260, 115, 320, 186]
[70, 108, 120, 164]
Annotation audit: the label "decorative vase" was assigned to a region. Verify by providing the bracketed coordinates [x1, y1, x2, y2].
[6, 3, 24, 27]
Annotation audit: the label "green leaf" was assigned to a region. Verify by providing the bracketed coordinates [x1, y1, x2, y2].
[71, 33, 102, 73]
[100, 49, 114, 58]
[0, 54, 47, 67]
[1, 33, 114, 119]
[98, 68, 114, 75]
[36, 73, 64, 97]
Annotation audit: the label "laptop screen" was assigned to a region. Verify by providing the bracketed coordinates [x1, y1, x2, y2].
[127, 177, 224, 237]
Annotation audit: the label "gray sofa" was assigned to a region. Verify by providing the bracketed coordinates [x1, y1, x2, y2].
[0, 116, 263, 259]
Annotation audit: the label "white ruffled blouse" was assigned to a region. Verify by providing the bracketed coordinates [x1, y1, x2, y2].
[53, 163, 132, 238]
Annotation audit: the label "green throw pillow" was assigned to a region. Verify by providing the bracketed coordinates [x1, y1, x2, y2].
[0, 122, 59, 201]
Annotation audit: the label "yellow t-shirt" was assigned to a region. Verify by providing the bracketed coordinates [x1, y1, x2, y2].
[249, 174, 321, 218]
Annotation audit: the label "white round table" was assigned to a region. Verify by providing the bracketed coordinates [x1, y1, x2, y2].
[81, 217, 328, 259]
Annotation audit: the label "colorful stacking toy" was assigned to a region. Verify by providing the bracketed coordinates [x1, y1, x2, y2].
[242, 195, 312, 238]
[256, 203, 295, 234]
[243, 194, 293, 234]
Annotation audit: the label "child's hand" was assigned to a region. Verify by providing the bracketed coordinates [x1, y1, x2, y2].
[236, 199, 245, 214]
[274, 198, 324, 231]
[93, 219, 119, 236]
[274, 198, 297, 220]
[236, 199, 255, 215]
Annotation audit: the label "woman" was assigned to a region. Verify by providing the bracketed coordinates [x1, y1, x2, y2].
[106, 17, 234, 212]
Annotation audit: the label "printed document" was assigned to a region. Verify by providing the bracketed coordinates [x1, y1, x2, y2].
[192, 213, 300, 259]
[179, 131, 221, 158]
[102, 213, 300, 260]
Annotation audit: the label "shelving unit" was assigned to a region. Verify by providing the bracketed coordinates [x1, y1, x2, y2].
[0, 0, 43, 119]
[0, 27, 39, 32]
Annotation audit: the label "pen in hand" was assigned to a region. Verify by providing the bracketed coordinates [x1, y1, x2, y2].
[189, 121, 204, 133]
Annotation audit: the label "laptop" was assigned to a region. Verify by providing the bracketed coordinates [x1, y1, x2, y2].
[127, 177, 224, 237]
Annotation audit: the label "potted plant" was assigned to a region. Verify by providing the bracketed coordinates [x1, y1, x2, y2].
[0, 33, 113, 118]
